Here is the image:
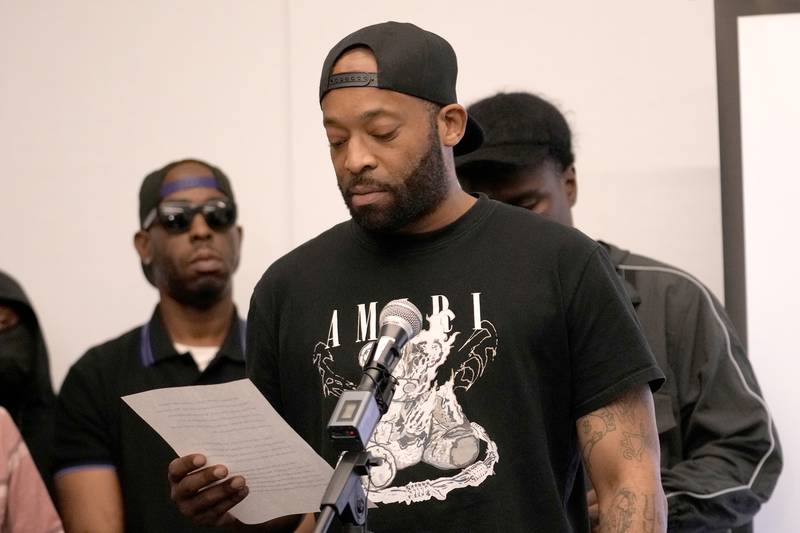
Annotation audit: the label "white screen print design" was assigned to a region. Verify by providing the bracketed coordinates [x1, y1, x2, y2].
[312, 294, 499, 505]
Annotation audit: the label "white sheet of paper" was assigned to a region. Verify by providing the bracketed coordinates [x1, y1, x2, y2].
[122, 378, 333, 524]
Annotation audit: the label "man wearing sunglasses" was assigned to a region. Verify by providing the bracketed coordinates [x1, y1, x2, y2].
[53, 158, 246, 533]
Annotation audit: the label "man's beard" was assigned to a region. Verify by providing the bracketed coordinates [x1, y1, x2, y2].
[154, 252, 229, 310]
[340, 125, 449, 233]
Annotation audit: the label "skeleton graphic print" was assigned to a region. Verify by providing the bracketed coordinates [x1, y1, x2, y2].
[312, 298, 500, 505]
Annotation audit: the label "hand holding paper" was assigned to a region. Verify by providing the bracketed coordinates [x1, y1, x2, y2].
[123, 379, 333, 525]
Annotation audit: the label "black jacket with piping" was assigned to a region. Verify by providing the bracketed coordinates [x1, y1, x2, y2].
[601, 242, 781, 533]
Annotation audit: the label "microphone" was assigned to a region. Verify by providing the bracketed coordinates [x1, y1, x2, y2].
[327, 299, 423, 450]
[358, 299, 423, 394]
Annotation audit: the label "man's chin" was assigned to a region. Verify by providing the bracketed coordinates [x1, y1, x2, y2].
[351, 211, 398, 233]
[172, 277, 229, 309]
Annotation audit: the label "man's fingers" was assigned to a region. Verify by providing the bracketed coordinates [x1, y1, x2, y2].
[167, 454, 249, 526]
[168, 454, 207, 484]
[176, 465, 238, 500]
[176, 477, 247, 520]
[588, 502, 599, 521]
[586, 489, 599, 526]
[194, 486, 250, 527]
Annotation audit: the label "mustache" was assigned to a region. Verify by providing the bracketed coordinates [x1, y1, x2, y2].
[188, 242, 221, 256]
[343, 173, 394, 196]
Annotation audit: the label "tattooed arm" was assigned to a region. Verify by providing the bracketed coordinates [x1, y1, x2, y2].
[576, 384, 666, 533]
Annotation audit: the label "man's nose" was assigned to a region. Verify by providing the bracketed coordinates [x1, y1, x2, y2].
[188, 212, 212, 239]
[344, 135, 378, 176]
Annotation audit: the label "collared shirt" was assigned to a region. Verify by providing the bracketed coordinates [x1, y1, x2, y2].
[54, 306, 246, 533]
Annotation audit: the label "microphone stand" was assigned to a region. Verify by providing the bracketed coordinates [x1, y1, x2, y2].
[313, 341, 400, 533]
[313, 450, 377, 533]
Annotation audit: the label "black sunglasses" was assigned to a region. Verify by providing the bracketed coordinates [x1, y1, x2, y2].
[143, 199, 237, 234]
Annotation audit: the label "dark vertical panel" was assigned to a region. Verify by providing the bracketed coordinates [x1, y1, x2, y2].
[715, 0, 748, 345]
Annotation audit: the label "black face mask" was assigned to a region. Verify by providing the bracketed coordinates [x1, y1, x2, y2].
[0, 324, 36, 407]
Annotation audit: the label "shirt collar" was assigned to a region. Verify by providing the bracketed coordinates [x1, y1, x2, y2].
[139, 306, 245, 368]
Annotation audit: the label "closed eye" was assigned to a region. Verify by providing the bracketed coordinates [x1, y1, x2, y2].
[508, 194, 542, 210]
[372, 129, 399, 142]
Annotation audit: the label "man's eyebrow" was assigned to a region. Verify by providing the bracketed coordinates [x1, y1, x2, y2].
[323, 108, 401, 127]
[359, 108, 401, 121]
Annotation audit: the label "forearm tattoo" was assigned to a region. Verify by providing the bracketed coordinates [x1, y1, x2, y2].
[606, 488, 636, 532]
[598, 489, 665, 533]
[621, 423, 646, 461]
[580, 388, 666, 532]
[579, 408, 615, 473]
[642, 494, 661, 533]
[579, 389, 647, 470]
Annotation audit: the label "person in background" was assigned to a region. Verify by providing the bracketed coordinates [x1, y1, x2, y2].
[455, 91, 782, 532]
[0, 270, 57, 495]
[0, 406, 63, 533]
[54, 158, 247, 532]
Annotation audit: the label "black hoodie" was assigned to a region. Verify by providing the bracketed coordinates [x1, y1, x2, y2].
[0, 270, 56, 494]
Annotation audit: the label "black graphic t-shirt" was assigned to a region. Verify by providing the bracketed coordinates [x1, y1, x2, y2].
[247, 195, 663, 532]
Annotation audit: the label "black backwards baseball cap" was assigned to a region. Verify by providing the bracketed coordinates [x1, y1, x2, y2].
[455, 92, 575, 171]
[319, 21, 484, 156]
[138, 158, 235, 229]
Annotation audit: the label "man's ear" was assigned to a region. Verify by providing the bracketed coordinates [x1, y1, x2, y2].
[564, 165, 578, 207]
[133, 230, 153, 265]
[438, 103, 468, 149]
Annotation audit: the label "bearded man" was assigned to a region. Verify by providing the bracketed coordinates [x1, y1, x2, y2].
[167, 23, 666, 533]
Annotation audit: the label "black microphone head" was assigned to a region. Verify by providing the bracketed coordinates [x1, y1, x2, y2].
[379, 299, 423, 341]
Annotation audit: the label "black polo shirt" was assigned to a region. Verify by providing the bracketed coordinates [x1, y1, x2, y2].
[55, 306, 246, 532]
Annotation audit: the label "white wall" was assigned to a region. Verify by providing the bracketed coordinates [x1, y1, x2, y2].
[739, 13, 800, 532]
[0, 0, 723, 395]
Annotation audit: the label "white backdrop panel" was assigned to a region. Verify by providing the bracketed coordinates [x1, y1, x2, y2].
[739, 12, 800, 532]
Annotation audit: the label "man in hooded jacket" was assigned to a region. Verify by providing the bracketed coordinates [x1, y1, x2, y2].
[0, 270, 57, 494]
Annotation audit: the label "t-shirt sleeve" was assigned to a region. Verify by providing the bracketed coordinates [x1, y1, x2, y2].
[566, 246, 664, 419]
[246, 272, 284, 416]
[53, 354, 116, 474]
